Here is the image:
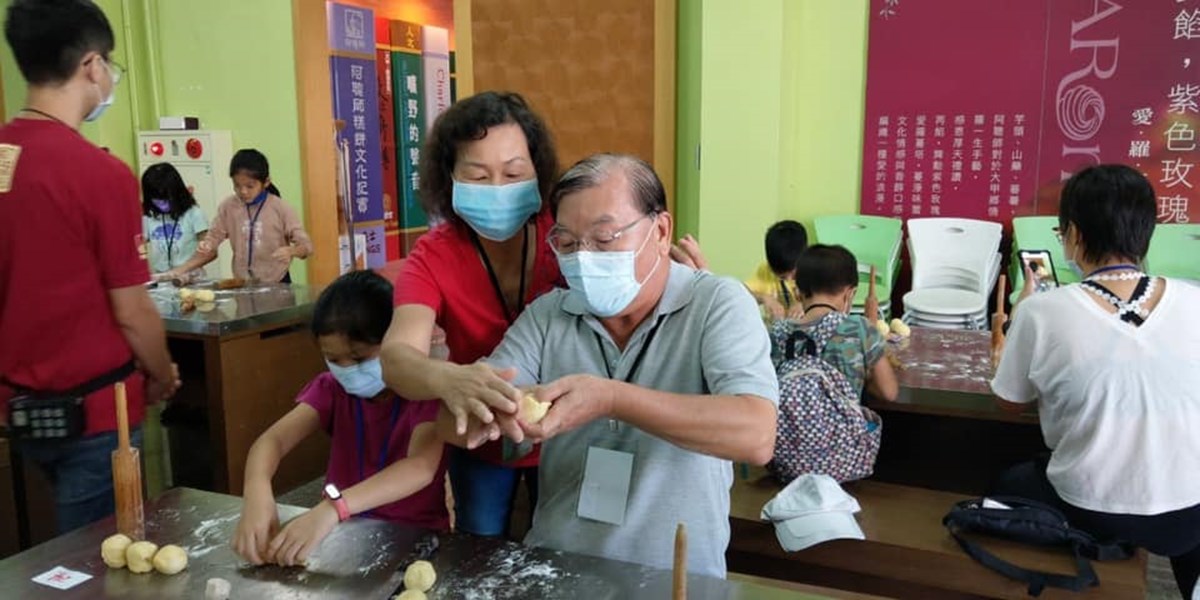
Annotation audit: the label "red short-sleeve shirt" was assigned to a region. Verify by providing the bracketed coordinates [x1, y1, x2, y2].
[394, 210, 562, 465]
[0, 119, 149, 434]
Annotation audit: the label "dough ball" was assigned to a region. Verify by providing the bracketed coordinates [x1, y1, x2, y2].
[196, 301, 216, 313]
[890, 318, 911, 337]
[100, 533, 133, 568]
[395, 590, 427, 600]
[874, 319, 891, 338]
[519, 393, 551, 424]
[403, 559, 437, 592]
[152, 544, 188, 575]
[194, 289, 216, 303]
[205, 577, 232, 600]
[125, 540, 158, 574]
[178, 288, 196, 301]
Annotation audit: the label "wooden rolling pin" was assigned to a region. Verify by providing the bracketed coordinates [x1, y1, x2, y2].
[990, 274, 1008, 370]
[864, 265, 880, 322]
[112, 382, 145, 540]
[673, 523, 687, 600]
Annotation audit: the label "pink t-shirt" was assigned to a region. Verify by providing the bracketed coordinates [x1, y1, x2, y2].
[297, 373, 448, 530]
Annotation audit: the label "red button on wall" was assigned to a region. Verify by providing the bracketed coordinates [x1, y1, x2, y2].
[150, 142, 164, 156]
[186, 138, 204, 159]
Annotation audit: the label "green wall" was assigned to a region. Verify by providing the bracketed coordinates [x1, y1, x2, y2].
[675, 0, 869, 280]
[1, 0, 309, 284]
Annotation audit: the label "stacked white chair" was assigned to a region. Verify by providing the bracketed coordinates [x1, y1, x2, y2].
[903, 218, 1002, 330]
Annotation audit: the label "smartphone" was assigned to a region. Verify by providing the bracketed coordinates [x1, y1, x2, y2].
[1018, 249, 1058, 293]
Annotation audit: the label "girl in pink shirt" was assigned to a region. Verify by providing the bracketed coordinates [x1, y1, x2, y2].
[167, 149, 312, 283]
[232, 271, 447, 566]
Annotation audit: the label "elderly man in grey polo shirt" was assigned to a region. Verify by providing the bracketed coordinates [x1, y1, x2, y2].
[453, 153, 779, 578]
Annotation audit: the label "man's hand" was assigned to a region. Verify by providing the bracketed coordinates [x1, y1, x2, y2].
[266, 501, 340, 567]
[521, 374, 616, 443]
[145, 363, 181, 403]
[271, 246, 296, 262]
[669, 234, 708, 271]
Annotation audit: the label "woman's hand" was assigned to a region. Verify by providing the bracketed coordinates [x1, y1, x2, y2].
[436, 363, 523, 438]
[266, 501, 340, 567]
[669, 234, 708, 270]
[762, 296, 786, 320]
[232, 489, 280, 565]
[272, 246, 296, 262]
[1016, 262, 1037, 305]
[785, 302, 806, 321]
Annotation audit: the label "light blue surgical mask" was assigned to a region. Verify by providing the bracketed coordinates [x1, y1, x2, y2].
[326, 357, 387, 398]
[84, 89, 113, 122]
[1062, 239, 1084, 278]
[557, 222, 662, 317]
[452, 178, 541, 241]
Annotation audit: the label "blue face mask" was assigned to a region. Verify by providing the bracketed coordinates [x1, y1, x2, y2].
[84, 90, 113, 122]
[326, 358, 387, 398]
[557, 221, 661, 317]
[1062, 239, 1084, 278]
[151, 198, 172, 214]
[452, 178, 541, 241]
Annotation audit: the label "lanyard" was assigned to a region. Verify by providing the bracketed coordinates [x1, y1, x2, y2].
[1085, 263, 1140, 278]
[244, 191, 268, 277]
[158, 214, 179, 267]
[594, 314, 666, 383]
[355, 396, 402, 482]
[469, 225, 529, 324]
[780, 279, 793, 308]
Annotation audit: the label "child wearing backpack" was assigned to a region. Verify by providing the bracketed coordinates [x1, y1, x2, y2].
[767, 244, 898, 484]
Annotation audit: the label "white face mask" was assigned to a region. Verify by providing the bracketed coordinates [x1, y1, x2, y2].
[556, 219, 661, 317]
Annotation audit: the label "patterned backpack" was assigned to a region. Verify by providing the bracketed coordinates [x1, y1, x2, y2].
[767, 314, 882, 484]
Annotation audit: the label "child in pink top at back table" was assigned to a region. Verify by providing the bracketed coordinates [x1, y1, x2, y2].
[231, 270, 448, 567]
[164, 148, 312, 284]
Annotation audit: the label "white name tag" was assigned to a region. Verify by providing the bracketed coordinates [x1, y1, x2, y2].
[577, 446, 634, 525]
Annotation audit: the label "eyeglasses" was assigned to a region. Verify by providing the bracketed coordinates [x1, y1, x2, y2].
[1053, 225, 1065, 244]
[105, 57, 125, 86]
[547, 213, 656, 255]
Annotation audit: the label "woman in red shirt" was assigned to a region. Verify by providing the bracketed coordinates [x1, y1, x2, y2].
[381, 92, 560, 537]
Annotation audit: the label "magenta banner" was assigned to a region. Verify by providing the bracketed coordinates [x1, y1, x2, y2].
[862, 0, 1200, 224]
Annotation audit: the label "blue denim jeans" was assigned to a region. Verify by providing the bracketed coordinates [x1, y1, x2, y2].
[17, 428, 143, 535]
[447, 446, 538, 538]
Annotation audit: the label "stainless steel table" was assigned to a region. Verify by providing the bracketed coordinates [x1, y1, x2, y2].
[0, 488, 817, 599]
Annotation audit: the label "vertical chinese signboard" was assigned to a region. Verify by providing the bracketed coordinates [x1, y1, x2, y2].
[329, 2, 386, 268]
[862, 1, 1200, 224]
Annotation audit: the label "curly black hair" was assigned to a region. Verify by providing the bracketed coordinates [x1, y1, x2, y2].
[419, 91, 559, 228]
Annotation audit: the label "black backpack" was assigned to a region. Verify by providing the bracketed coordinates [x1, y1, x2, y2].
[943, 496, 1135, 597]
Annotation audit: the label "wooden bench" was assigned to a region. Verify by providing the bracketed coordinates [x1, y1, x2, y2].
[727, 468, 1147, 600]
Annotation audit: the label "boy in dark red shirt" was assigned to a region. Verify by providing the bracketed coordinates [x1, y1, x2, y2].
[0, 0, 177, 533]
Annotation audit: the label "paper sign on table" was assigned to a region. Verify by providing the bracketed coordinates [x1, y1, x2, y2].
[32, 566, 92, 590]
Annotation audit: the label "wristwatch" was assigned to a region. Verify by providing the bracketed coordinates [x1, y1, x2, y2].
[323, 483, 351, 522]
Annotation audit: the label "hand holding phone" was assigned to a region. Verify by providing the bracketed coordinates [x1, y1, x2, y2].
[1018, 250, 1058, 293]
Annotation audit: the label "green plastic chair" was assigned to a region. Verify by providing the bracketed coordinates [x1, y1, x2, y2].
[1009, 216, 1080, 304]
[814, 215, 903, 308]
[1146, 223, 1200, 280]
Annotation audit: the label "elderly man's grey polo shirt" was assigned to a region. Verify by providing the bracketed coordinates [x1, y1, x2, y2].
[486, 261, 779, 578]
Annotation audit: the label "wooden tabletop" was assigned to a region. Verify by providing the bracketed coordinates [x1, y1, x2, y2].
[868, 327, 1038, 425]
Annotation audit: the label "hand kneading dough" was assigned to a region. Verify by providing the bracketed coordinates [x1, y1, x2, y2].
[395, 590, 427, 600]
[890, 318, 911, 337]
[519, 394, 550, 424]
[125, 541, 159, 574]
[193, 289, 216, 303]
[100, 533, 133, 568]
[152, 544, 188, 575]
[874, 319, 891, 338]
[403, 559, 437, 592]
[205, 577, 232, 600]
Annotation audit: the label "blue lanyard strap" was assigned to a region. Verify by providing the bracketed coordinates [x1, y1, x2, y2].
[244, 191, 268, 276]
[159, 214, 179, 266]
[355, 396, 403, 483]
[1086, 263, 1140, 278]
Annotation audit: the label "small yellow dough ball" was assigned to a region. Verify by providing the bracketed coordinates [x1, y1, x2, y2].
[395, 590, 427, 600]
[193, 289, 216, 303]
[126, 541, 159, 574]
[890, 318, 912, 338]
[519, 394, 551, 424]
[152, 544, 189, 575]
[874, 319, 891, 338]
[403, 559, 437, 592]
[100, 533, 133, 568]
[196, 301, 216, 313]
[178, 288, 196, 301]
